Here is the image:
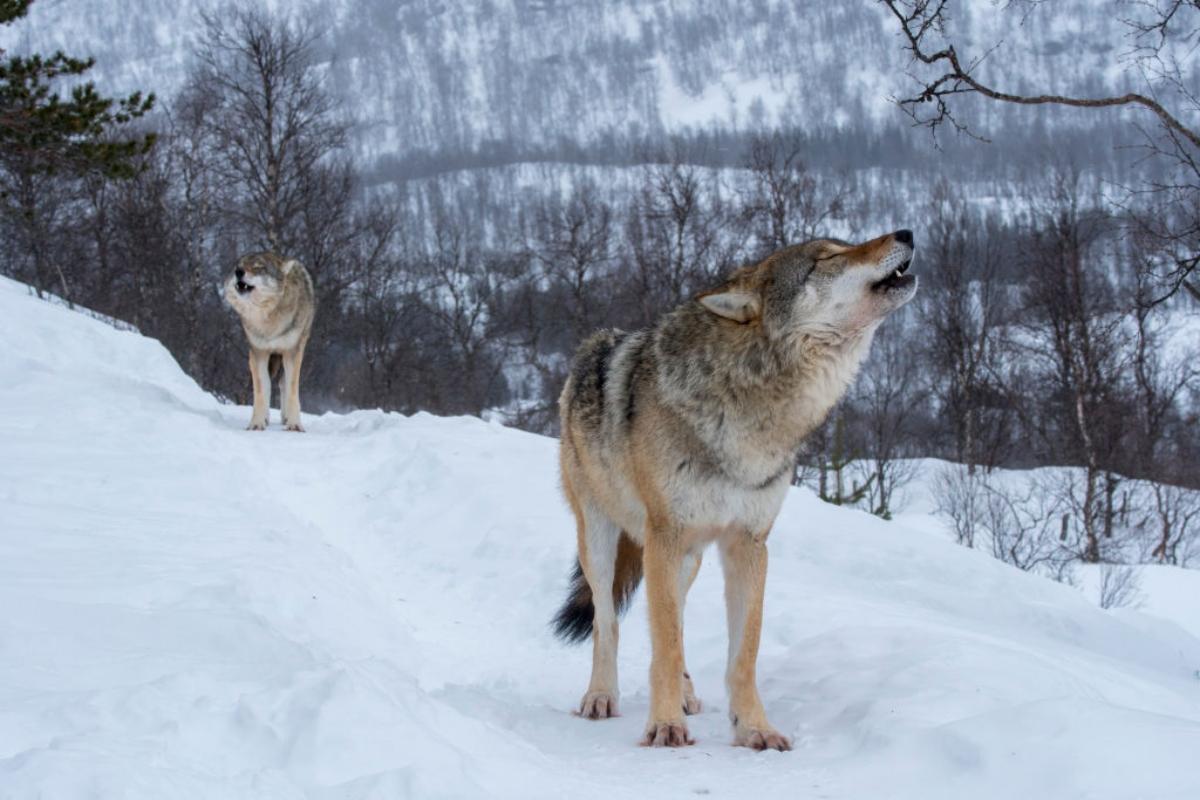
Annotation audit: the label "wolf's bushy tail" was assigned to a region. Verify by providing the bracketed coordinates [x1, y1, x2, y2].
[551, 533, 643, 644]
[268, 353, 283, 381]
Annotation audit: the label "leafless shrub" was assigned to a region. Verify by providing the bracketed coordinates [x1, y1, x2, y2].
[796, 410, 873, 507]
[933, 462, 986, 548]
[846, 320, 923, 519]
[1097, 563, 1143, 610]
[980, 475, 1073, 578]
[1146, 481, 1200, 566]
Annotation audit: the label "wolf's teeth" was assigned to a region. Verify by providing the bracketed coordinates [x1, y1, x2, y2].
[893, 269, 902, 278]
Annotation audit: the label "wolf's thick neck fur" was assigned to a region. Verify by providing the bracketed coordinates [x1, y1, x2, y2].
[232, 268, 315, 352]
[653, 302, 878, 488]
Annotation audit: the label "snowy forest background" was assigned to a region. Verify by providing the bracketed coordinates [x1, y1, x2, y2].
[2, 0, 1199, 582]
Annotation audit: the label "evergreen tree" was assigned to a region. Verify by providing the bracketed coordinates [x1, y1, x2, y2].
[0, 0, 156, 296]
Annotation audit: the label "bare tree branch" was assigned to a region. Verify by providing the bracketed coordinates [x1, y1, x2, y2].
[880, 0, 1200, 149]
[878, 0, 1200, 299]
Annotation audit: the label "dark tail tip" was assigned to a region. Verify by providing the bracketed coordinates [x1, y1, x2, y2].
[551, 559, 594, 644]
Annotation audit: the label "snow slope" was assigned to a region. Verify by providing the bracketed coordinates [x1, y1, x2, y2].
[2, 276, 1199, 799]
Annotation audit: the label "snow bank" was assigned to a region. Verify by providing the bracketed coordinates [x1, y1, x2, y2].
[1, 276, 1198, 799]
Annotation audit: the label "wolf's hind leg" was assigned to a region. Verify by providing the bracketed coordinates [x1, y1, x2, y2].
[577, 506, 623, 719]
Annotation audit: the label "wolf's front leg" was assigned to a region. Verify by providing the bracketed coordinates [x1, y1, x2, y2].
[247, 350, 271, 431]
[281, 346, 306, 432]
[642, 527, 693, 747]
[719, 532, 791, 751]
[678, 548, 704, 715]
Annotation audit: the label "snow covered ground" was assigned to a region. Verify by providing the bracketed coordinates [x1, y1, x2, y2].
[2, 275, 1199, 799]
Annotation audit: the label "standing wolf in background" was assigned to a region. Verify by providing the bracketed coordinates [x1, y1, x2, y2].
[553, 231, 918, 750]
[223, 252, 316, 432]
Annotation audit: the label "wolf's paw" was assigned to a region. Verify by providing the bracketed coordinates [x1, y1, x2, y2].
[733, 724, 791, 752]
[284, 422, 305, 433]
[642, 719, 693, 747]
[247, 421, 267, 431]
[577, 691, 618, 719]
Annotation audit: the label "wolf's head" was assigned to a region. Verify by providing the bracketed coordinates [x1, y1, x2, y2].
[223, 251, 301, 313]
[698, 230, 917, 341]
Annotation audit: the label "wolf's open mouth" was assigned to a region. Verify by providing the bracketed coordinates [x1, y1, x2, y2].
[872, 259, 914, 292]
[236, 281, 254, 295]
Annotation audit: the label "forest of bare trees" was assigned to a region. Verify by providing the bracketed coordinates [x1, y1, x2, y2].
[2, 5, 1197, 580]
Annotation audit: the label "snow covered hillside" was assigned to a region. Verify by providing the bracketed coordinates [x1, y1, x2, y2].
[0, 0, 1139, 169]
[2, 276, 1200, 800]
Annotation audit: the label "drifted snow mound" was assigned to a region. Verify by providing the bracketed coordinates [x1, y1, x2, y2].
[1, 275, 1198, 800]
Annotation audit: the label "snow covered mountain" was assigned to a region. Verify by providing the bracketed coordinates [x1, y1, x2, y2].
[2, 278, 1200, 798]
[0, 0, 1141, 173]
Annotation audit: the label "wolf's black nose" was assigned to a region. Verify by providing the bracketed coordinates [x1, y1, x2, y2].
[235, 268, 245, 279]
[894, 229, 914, 246]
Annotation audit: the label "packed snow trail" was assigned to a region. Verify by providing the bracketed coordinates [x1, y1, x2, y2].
[1, 276, 1199, 799]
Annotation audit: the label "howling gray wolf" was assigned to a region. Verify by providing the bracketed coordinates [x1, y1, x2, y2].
[223, 251, 315, 432]
[552, 230, 917, 750]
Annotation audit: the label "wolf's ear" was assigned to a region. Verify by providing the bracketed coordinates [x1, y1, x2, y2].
[281, 259, 300, 275]
[698, 290, 761, 323]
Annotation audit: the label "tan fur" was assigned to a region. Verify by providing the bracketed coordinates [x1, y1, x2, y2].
[555, 231, 917, 749]
[223, 252, 316, 432]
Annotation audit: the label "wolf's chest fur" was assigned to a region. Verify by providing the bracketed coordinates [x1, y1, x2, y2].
[657, 331, 874, 532]
[240, 306, 307, 352]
